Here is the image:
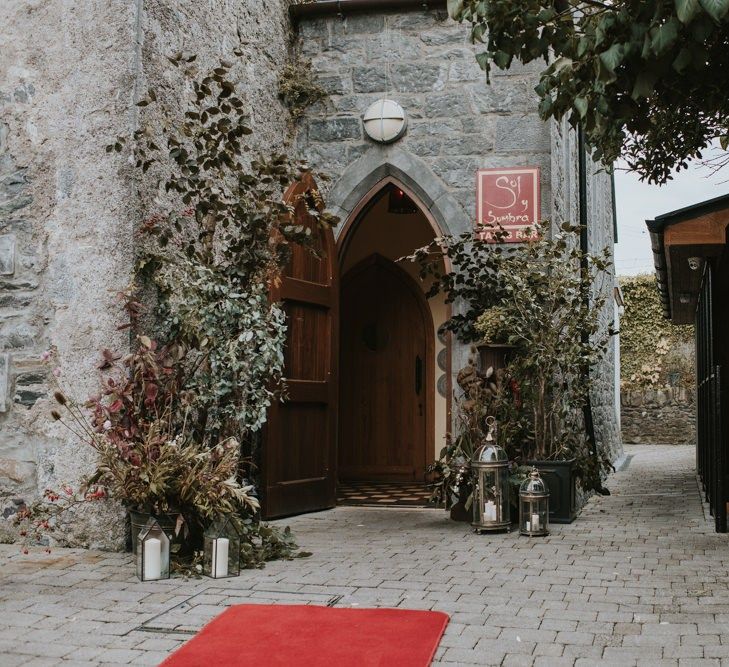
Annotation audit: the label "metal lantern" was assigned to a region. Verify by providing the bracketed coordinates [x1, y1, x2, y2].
[519, 468, 549, 537]
[472, 417, 511, 533]
[136, 517, 171, 581]
[203, 516, 241, 579]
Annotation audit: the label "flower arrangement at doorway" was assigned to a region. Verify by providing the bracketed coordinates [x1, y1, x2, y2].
[428, 357, 530, 521]
[411, 220, 614, 494]
[16, 341, 307, 569]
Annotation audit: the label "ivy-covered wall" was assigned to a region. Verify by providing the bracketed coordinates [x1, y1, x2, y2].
[619, 274, 696, 445]
[619, 274, 695, 390]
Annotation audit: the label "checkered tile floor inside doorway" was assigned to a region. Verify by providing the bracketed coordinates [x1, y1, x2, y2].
[336, 481, 433, 507]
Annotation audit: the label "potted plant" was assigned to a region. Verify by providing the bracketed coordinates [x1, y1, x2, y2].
[411, 221, 614, 523]
[479, 224, 610, 521]
[474, 305, 515, 374]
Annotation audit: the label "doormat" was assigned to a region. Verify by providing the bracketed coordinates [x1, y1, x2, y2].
[337, 481, 433, 507]
[160, 604, 449, 667]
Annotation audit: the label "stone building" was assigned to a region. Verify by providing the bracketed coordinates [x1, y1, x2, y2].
[1, 0, 621, 545]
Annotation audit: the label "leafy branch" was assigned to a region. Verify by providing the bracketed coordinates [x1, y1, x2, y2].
[449, 0, 729, 183]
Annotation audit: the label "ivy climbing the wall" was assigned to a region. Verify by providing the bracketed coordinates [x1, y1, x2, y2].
[619, 275, 694, 390]
[278, 58, 328, 121]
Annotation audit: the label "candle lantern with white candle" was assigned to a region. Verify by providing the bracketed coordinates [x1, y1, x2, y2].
[203, 516, 241, 579]
[472, 416, 511, 533]
[519, 468, 549, 537]
[136, 518, 171, 581]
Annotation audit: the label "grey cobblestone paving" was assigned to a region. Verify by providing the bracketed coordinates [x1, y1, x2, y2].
[2, 445, 729, 666]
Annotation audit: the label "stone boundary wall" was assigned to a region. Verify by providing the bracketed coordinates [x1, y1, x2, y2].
[621, 388, 695, 445]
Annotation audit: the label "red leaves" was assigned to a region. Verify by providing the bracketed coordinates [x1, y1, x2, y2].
[139, 213, 165, 235]
[144, 382, 159, 407]
[510, 378, 522, 411]
[98, 348, 121, 370]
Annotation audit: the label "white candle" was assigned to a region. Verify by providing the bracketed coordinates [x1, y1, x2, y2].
[484, 501, 495, 521]
[143, 537, 161, 580]
[531, 513, 540, 532]
[213, 538, 229, 578]
[525, 520, 531, 531]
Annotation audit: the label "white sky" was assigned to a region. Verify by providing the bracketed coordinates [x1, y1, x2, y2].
[614, 152, 729, 276]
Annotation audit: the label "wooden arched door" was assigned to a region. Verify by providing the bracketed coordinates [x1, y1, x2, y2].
[339, 255, 433, 481]
[263, 174, 338, 519]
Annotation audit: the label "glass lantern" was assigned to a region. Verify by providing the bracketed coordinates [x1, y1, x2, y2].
[472, 417, 510, 533]
[519, 468, 549, 537]
[203, 516, 241, 579]
[136, 517, 171, 581]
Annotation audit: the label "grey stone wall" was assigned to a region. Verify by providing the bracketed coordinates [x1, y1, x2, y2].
[622, 388, 695, 445]
[549, 118, 622, 469]
[0, 0, 293, 548]
[294, 8, 621, 466]
[296, 10, 554, 223]
[586, 157, 622, 467]
[0, 0, 140, 547]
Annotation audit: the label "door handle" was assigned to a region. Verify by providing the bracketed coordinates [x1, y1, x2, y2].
[415, 355, 423, 395]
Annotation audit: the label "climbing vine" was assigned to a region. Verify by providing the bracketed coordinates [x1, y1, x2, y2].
[278, 58, 328, 121]
[114, 51, 337, 447]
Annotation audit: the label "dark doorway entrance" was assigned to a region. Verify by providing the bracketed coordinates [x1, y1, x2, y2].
[339, 254, 433, 482]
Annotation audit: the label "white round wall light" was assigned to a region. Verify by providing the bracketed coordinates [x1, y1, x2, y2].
[363, 99, 407, 144]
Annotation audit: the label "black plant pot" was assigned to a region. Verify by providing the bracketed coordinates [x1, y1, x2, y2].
[526, 459, 577, 524]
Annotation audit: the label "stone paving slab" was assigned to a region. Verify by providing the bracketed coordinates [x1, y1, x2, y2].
[2, 445, 729, 665]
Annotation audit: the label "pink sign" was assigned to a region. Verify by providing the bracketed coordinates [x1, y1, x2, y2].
[476, 167, 541, 242]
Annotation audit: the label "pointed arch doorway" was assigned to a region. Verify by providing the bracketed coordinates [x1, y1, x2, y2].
[262, 175, 450, 518]
[337, 179, 449, 487]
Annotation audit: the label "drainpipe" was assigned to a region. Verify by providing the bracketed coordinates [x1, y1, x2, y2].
[578, 125, 604, 493]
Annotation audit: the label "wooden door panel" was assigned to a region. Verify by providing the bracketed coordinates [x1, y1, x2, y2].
[339, 255, 431, 482]
[287, 244, 328, 284]
[263, 174, 337, 519]
[282, 302, 330, 382]
[278, 404, 329, 481]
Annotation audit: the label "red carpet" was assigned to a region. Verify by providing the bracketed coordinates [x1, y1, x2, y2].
[161, 604, 449, 666]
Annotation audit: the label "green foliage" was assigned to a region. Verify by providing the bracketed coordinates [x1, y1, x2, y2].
[98, 53, 336, 563]
[619, 274, 694, 389]
[115, 53, 336, 446]
[410, 221, 613, 487]
[278, 58, 328, 120]
[449, 0, 729, 183]
[241, 523, 312, 568]
[474, 306, 509, 344]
